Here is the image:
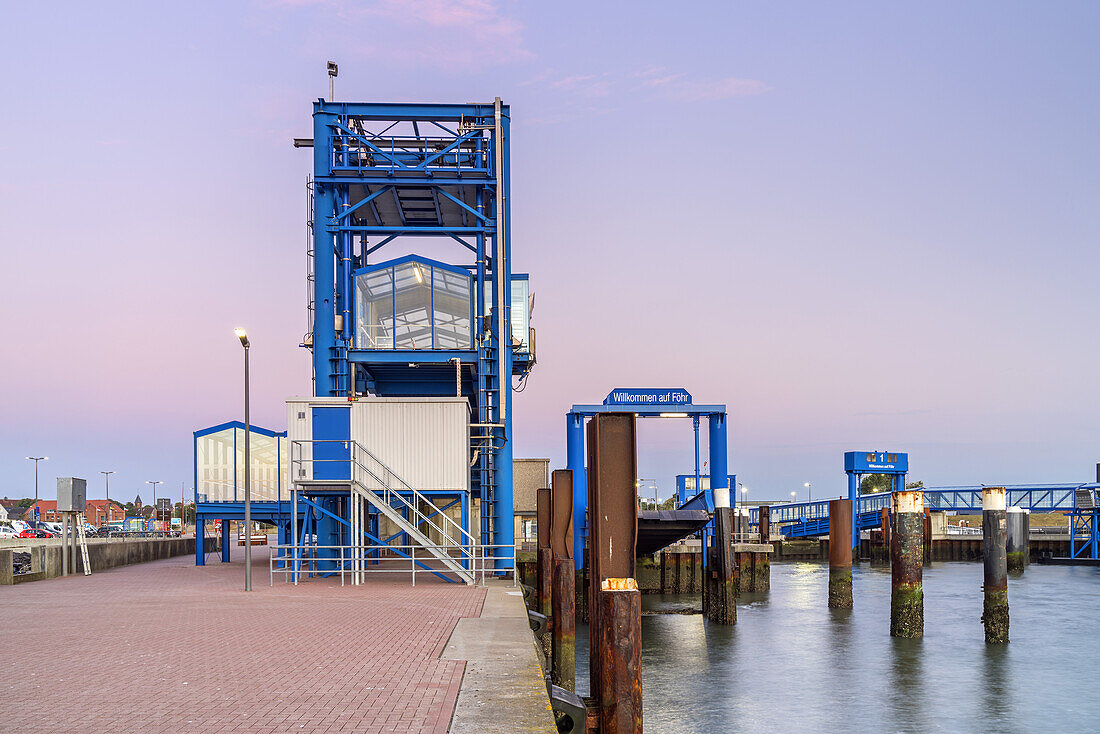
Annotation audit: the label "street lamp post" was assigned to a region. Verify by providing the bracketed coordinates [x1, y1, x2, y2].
[740, 485, 748, 511]
[146, 481, 162, 526]
[790, 490, 797, 503]
[804, 482, 812, 504]
[101, 471, 114, 529]
[235, 327, 252, 592]
[26, 457, 47, 525]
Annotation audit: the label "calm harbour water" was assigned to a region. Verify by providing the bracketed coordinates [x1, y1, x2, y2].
[576, 562, 1100, 733]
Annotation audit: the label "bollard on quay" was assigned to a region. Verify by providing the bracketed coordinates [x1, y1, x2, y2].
[828, 499, 853, 608]
[982, 486, 1010, 643]
[890, 488, 924, 638]
[1006, 506, 1029, 573]
[550, 469, 576, 692]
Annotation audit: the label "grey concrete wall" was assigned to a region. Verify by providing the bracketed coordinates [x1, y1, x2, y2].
[512, 459, 549, 514]
[2, 536, 220, 584]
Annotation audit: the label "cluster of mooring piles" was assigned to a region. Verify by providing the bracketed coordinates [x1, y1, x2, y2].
[519, 413, 778, 733]
[830, 487, 1018, 644]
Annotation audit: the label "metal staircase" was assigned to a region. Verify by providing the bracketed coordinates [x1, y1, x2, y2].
[292, 440, 476, 584]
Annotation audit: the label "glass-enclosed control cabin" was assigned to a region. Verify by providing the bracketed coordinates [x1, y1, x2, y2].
[354, 255, 530, 352]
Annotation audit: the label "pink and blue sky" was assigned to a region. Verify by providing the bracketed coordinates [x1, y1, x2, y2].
[2, 1, 1098, 504]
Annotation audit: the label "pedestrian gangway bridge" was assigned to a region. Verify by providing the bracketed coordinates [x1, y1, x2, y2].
[748, 484, 1100, 540]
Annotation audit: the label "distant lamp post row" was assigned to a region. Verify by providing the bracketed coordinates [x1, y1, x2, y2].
[26, 456, 47, 521]
[101, 470, 114, 525]
[146, 480, 162, 517]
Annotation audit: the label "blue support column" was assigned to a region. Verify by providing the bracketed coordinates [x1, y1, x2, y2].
[461, 491, 470, 570]
[312, 104, 338, 397]
[567, 412, 587, 570]
[848, 472, 860, 549]
[708, 413, 729, 555]
[221, 519, 231, 562]
[491, 102, 514, 573]
[495, 384, 514, 571]
[195, 518, 205, 566]
[693, 416, 701, 503]
[708, 413, 728, 493]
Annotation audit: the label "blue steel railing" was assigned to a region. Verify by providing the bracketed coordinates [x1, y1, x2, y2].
[749, 484, 1099, 529]
[331, 133, 490, 174]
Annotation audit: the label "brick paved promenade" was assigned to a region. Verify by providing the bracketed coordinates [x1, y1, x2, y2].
[1, 543, 486, 733]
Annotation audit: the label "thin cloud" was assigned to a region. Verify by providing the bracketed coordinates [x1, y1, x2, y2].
[261, 0, 532, 69]
[674, 77, 772, 102]
[526, 65, 771, 108]
[549, 73, 613, 97]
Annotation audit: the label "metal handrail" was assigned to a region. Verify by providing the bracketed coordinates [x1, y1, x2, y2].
[290, 439, 475, 550]
[289, 440, 477, 581]
[352, 442, 477, 546]
[269, 542, 518, 587]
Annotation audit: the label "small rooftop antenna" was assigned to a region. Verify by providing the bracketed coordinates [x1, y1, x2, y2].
[327, 61, 338, 101]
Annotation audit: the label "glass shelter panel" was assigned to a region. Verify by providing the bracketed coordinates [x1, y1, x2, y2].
[393, 262, 433, 349]
[196, 427, 237, 502]
[484, 277, 530, 351]
[240, 432, 282, 502]
[355, 259, 473, 350]
[195, 425, 286, 503]
[357, 268, 394, 348]
[510, 277, 529, 351]
[433, 266, 472, 349]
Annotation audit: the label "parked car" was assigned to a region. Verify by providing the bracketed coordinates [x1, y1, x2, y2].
[34, 528, 57, 538]
[18, 528, 39, 539]
[0, 527, 19, 539]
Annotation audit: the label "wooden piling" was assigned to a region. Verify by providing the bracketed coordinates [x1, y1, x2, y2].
[890, 490, 924, 638]
[871, 507, 892, 565]
[705, 505, 737, 624]
[828, 499, 853, 608]
[982, 487, 1010, 644]
[758, 504, 770, 543]
[923, 508, 933, 565]
[1006, 506, 1029, 573]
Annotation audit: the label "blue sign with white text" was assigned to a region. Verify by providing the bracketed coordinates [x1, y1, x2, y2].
[604, 388, 692, 406]
[844, 451, 909, 474]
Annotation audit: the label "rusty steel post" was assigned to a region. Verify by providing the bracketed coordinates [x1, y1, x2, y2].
[758, 504, 770, 543]
[550, 470, 576, 692]
[706, 491, 736, 624]
[828, 499, 853, 608]
[982, 487, 1009, 643]
[596, 582, 642, 734]
[585, 413, 639, 717]
[551, 555, 576, 692]
[1006, 506, 1029, 573]
[537, 487, 553, 622]
[890, 489, 924, 638]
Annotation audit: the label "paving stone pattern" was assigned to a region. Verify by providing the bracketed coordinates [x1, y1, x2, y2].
[1, 544, 486, 733]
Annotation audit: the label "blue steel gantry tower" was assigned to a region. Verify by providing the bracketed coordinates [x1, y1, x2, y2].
[305, 99, 534, 563]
